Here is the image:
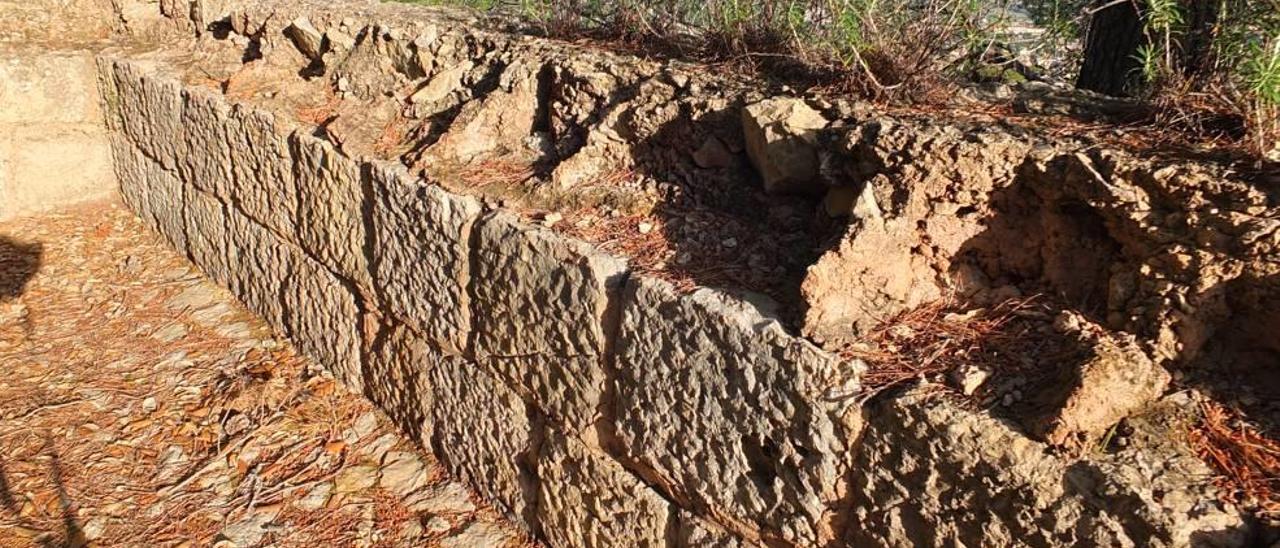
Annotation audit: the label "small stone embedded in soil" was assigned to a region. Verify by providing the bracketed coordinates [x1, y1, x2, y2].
[692, 136, 734, 168]
[440, 520, 515, 548]
[950, 365, 991, 396]
[296, 481, 333, 510]
[380, 452, 430, 496]
[742, 97, 827, 195]
[334, 465, 380, 494]
[150, 323, 187, 343]
[218, 509, 278, 547]
[425, 515, 452, 533]
[404, 481, 477, 514]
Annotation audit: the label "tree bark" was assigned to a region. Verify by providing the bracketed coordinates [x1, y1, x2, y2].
[1076, 0, 1146, 96]
[1179, 1, 1220, 74]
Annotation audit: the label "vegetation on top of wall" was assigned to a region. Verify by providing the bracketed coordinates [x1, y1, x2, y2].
[392, 0, 1280, 160]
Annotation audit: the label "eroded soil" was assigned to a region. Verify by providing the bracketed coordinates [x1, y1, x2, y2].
[0, 202, 530, 547]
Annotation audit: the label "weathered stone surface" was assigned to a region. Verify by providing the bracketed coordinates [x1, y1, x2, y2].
[846, 388, 1249, 547]
[111, 133, 150, 222]
[284, 240, 364, 391]
[177, 86, 234, 198]
[537, 430, 670, 548]
[409, 59, 473, 106]
[801, 217, 943, 344]
[801, 118, 1033, 343]
[183, 185, 236, 290]
[427, 61, 543, 165]
[427, 354, 536, 530]
[614, 276, 858, 545]
[223, 202, 292, 334]
[0, 0, 116, 42]
[0, 51, 115, 221]
[472, 211, 628, 434]
[1, 125, 115, 221]
[225, 104, 298, 237]
[363, 322, 435, 447]
[112, 60, 183, 170]
[742, 98, 826, 195]
[1028, 323, 1172, 449]
[112, 137, 187, 253]
[285, 17, 324, 60]
[370, 164, 480, 355]
[676, 511, 748, 548]
[292, 133, 371, 290]
[1, 50, 103, 125]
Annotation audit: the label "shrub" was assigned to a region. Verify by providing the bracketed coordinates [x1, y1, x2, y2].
[1128, 0, 1280, 158]
[403, 0, 1014, 101]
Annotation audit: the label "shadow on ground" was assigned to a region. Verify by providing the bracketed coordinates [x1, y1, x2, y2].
[0, 438, 85, 548]
[0, 236, 42, 301]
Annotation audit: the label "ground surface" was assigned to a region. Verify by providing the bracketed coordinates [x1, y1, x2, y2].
[0, 201, 529, 547]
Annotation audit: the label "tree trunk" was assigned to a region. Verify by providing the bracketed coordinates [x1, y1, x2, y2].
[1179, 1, 1220, 74]
[1076, 0, 1146, 96]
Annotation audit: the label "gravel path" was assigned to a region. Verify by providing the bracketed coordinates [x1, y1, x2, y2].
[0, 201, 529, 547]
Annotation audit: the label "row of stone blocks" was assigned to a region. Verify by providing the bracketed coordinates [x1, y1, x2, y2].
[98, 56, 861, 546]
[98, 54, 1254, 547]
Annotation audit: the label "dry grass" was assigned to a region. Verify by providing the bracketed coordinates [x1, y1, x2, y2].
[296, 89, 342, 126]
[449, 158, 539, 189]
[1189, 400, 1280, 521]
[840, 296, 1047, 395]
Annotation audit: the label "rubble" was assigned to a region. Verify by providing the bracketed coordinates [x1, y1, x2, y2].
[742, 97, 828, 195]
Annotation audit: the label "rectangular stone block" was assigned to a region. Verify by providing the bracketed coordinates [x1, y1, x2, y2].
[96, 56, 122, 132]
[369, 164, 481, 355]
[110, 133, 147, 218]
[0, 125, 115, 220]
[292, 132, 371, 291]
[219, 205, 358, 383]
[284, 242, 364, 392]
[843, 389, 1247, 547]
[177, 86, 234, 198]
[224, 103, 298, 237]
[183, 185, 236, 290]
[112, 60, 183, 171]
[427, 354, 536, 530]
[0, 51, 102, 125]
[224, 203, 291, 333]
[363, 321, 435, 447]
[143, 158, 188, 254]
[111, 136, 186, 252]
[472, 211, 628, 433]
[537, 429, 671, 548]
[614, 276, 857, 546]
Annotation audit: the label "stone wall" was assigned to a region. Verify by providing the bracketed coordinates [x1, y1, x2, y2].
[97, 55, 860, 547]
[0, 47, 115, 221]
[96, 53, 1258, 547]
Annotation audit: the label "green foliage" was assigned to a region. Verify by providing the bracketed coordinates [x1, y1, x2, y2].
[1134, 42, 1160, 84]
[1096, 0, 1279, 155]
[386, 0, 1279, 156]
[1143, 0, 1183, 34]
[1245, 41, 1280, 106]
[389, 0, 1006, 100]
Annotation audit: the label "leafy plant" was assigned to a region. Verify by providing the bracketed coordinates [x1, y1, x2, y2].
[1114, 0, 1280, 157]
